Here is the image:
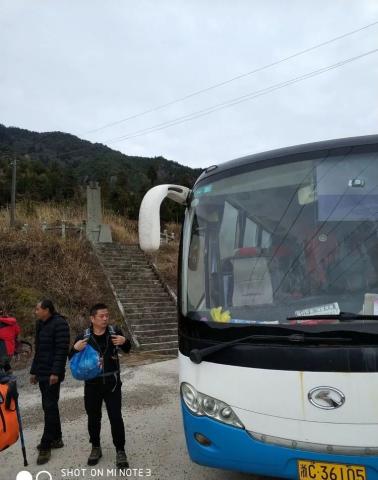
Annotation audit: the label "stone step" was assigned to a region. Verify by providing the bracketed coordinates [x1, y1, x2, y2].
[110, 281, 161, 287]
[110, 279, 158, 285]
[122, 280, 162, 285]
[117, 285, 166, 291]
[132, 322, 177, 331]
[133, 327, 177, 336]
[127, 308, 176, 315]
[138, 334, 178, 344]
[129, 309, 176, 316]
[105, 265, 152, 271]
[102, 250, 142, 253]
[125, 310, 177, 319]
[99, 251, 145, 256]
[125, 307, 176, 313]
[102, 257, 147, 262]
[96, 242, 177, 356]
[100, 249, 144, 256]
[99, 246, 142, 250]
[107, 276, 157, 282]
[105, 267, 150, 273]
[131, 323, 177, 331]
[103, 255, 148, 265]
[130, 316, 177, 326]
[139, 340, 178, 350]
[108, 270, 156, 276]
[139, 347, 178, 356]
[128, 317, 178, 330]
[100, 253, 148, 264]
[127, 313, 177, 322]
[108, 258, 147, 262]
[120, 293, 171, 301]
[117, 282, 164, 288]
[110, 275, 158, 281]
[120, 289, 170, 296]
[116, 284, 163, 289]
[121, 295, 173, 301]
[122, 301, 175, 308]
[121, 287, 169, 293]
[99, 252, 146, 258]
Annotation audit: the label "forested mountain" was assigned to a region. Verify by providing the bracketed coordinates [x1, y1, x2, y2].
[0, 124, 202, 220]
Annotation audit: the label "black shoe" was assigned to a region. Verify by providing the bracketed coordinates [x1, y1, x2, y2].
[37, 448, 51, 465]
[116, 449, 129, 468]
[37, 438, 64, 450]
[88, 446, 102, 466]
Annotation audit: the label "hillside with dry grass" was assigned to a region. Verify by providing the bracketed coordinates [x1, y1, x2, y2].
[0, 203, 180, 337]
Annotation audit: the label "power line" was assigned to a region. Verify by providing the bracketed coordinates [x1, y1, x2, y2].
[84, 20, 378, 135]
[104, 48, 378, 145]
[29, 47, 378, 161]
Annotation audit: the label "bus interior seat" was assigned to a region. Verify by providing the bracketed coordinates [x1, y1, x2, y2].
[230, 248, 273, 306]
[268, 236, 304, 297]
[303, 230, 339, 290]
[327, 228, 376, 292]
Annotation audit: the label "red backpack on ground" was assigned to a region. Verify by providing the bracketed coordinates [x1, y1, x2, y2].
[0, 317, 21, 360]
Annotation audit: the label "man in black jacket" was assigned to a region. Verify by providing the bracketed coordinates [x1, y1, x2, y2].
[30, 299, 70, 465]
[69, 303, 131, 469]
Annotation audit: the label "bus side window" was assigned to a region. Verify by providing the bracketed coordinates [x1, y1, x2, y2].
[218, 202, 240, 306]
[219, 202, 239, 258]
[230, 250, 273, 306]
[261, 230, 272, 249]
[243, 218, 258, 247]
[187, 215, 206, 311]
[188, 219, 201, 271]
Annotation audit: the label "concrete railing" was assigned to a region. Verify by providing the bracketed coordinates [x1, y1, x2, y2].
[22, 220, 86, 239]
[160, 229, 175, 245]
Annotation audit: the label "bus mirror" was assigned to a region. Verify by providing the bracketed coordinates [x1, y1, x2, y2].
[298, 185, 315, 205]
[139, 184, 190, 252]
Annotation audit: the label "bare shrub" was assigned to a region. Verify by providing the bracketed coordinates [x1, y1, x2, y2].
[0, 204, 122, 336]
[0, 202, 181, 335]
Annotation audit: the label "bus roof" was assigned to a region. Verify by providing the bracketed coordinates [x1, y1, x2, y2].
[196, 134, 378, 186]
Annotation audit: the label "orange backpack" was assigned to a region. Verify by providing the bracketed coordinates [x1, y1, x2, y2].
[0, 377, 19, 451]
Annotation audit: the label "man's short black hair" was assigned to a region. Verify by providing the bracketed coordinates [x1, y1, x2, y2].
[90, 303, 108, 317]
[39, 299, 56, 315]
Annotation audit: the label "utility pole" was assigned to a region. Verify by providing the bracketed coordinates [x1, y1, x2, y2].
[10, 156, 17, 227]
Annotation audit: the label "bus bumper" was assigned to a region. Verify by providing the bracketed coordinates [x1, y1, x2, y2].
[181, 401, 378, 479]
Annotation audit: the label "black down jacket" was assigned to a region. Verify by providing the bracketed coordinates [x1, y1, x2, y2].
[30, 314, 70, 381]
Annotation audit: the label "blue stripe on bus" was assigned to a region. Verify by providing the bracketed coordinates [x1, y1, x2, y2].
[181, 401, 378, 479]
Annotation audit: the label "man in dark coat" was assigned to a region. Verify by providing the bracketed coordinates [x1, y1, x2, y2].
[69, 303, 131, 469]
[30, 299, 70, 465]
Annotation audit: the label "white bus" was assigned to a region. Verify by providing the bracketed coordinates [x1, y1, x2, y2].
[139, 135, 378, 480]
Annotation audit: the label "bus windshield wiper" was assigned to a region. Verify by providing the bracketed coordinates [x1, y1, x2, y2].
[287, 311, 378, 321]
[189, 332, 351, 364]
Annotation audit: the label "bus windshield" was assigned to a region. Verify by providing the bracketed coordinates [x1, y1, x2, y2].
[183, 149, 378, 326]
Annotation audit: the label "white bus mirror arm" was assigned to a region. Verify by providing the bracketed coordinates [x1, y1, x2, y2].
[138, 184, 190, 253]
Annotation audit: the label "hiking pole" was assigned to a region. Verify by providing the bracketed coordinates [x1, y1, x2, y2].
[12, 380, 28, 466]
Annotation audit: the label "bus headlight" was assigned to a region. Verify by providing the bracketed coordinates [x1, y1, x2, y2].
[180, 382, 244, 429]
[181, 382, 201, 414]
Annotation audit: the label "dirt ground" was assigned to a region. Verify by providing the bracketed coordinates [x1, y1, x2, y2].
[2, 356, 267, 480]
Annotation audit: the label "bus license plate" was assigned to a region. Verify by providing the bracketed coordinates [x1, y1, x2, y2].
[298, 460, 366, 480]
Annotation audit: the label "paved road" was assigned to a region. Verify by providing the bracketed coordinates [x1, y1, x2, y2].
[3, 358, 276, 480]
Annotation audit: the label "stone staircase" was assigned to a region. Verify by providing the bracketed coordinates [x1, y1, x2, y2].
[95, 243, 178, 355]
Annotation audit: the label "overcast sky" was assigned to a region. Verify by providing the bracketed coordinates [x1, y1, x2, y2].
[1, 1, 378, 169]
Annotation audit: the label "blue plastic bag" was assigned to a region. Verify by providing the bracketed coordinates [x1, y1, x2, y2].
[70, 344, 102, 381]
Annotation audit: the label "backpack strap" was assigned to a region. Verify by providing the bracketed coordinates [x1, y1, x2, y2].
[5, 380, 17, 411]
